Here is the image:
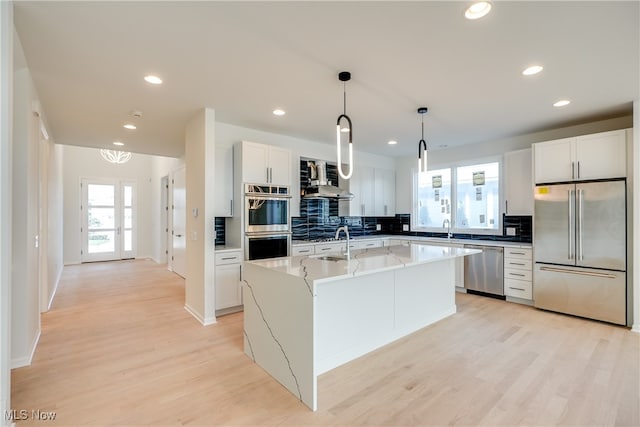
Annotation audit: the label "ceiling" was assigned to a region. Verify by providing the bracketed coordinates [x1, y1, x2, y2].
[13, 1, 639, 159]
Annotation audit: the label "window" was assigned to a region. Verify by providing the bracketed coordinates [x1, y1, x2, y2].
[413, 160, 501, 234]
[414, 168, 452, 229]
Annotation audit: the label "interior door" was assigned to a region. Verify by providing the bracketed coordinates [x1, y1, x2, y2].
[172, 167, 187, 278]
[82, 179, 136, 262]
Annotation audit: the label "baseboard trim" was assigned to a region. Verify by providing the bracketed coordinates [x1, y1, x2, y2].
[11, 329, 41, 369]
[184, 304, 216, 326]
[631, 324, 640, 334]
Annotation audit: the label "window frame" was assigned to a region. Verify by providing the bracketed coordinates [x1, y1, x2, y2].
[411, 156, 503, 236]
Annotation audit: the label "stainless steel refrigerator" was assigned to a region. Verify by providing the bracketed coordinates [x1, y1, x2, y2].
[534, 180, 626, 325]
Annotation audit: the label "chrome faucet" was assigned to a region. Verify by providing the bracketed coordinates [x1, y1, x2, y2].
[443, 218, 452, 239]
[335, 225, 350, 259]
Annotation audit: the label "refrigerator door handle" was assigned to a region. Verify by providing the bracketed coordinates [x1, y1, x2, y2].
[578, 189, 584, 261]
[539, 266, 617, 279]
[568, 189, 574, 260]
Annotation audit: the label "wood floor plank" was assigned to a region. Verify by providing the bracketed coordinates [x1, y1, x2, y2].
[10, 259, 640, 426]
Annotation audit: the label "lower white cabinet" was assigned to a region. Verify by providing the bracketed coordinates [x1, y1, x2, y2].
[291, 245, 315, 256]
[348, 239, 383, 250]
[215, 250, 243, 313]
[504, 247, 533, 301]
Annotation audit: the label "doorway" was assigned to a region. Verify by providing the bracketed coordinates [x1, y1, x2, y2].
[81, 178, 136, 262]
[171, 167, 186, 278]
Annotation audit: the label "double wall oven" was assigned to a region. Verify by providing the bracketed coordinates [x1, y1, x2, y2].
[244, 184, 291, 260]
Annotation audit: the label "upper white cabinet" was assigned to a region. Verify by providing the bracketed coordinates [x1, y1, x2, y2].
[240, 141, 291, 186]
[214, 145, 234, 217]
[340, 166, 395, 217]
[533, 130, 627, 183]
[503, 148, 533, 215]
[374, 168, 396, 217]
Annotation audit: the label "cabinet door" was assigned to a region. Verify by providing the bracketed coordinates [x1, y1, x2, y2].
[359, 166, 375, 216]
[533, 137, 575, 183]
[377, 168, 396, 217]
[268, 146, 291, 186]
[241, 141, 269, 184]
[575, 130, 626, 180]
[214, 146, 234, 217]
[503, 148, 533, 215]
[215, 264, 242, 310]
[339, 168, 362, 216]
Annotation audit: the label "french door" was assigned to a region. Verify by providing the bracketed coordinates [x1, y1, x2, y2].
[81, 179, 136, 262]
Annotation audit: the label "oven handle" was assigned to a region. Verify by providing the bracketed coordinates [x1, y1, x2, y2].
[244, 192, 292, 199]
[245, 232, 292, 239]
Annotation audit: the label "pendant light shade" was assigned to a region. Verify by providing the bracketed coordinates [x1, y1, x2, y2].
[336, 71, 353, 180]
[417, 107, 428, 173]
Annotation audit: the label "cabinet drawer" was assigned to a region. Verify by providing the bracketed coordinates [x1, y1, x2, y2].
[349, 240, 383, 250]
[315, 242, 345, 253]
[215, 251, 243, 265]
[504, 268, 532, 281]
[504, 247, 532, 260]
[504, 278, 532, 299]
[292, 246, 314, 256]
[504, 259, 532, 271]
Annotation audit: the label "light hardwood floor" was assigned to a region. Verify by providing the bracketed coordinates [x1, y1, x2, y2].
[11, 259, 640, 426]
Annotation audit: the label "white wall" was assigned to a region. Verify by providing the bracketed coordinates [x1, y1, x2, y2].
[12, 35, 41, 368]
[0, 1, 12, 422]
[44, 142, 64, 310]
[184, 108, 216, 325]
[395, 115, 634, 214]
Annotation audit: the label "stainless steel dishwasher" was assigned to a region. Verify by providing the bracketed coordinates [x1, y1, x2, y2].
[463, 244, 504, 298]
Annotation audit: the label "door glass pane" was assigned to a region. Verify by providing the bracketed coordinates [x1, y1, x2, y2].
[88, 231, 115, 253]
[455, 162, 500, 230]
[415, 168, 452, 229]
[88, 184, 114, 206]
[124, 208, 132, 228]
[124, 185, 132, 207]
[124, 230, 132, 251]
[88, 207, 115, 229]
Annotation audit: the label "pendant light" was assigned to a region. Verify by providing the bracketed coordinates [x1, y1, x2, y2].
[417, 107, 428, 173]
[336, 71, 353, 180]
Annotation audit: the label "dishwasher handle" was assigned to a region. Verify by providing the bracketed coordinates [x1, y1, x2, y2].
[464, 244, 503, 253]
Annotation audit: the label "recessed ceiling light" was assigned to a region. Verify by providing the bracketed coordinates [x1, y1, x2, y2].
[522, 65, 543, 76]
[272, 109, 286, 116]
[465, 1, 492, 20]
[387, 140, 398, 145]
[553, 99, 571, 107]
[144, 75, 162, 85]
[123, 124, 137, 130]
[113, 141, 125, 146]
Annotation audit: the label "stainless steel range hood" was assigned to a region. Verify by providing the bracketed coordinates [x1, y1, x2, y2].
[302, 160, 354, 200]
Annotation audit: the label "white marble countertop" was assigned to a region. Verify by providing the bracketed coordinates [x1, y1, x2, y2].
[247, 244, 481, 284]
[214, 245, 242, 252]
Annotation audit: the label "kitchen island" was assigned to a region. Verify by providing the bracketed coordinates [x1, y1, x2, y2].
[242, 243, 480, 410]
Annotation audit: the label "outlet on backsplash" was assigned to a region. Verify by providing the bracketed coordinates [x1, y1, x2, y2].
[376, 224, 381, 231]
[506, 227, 517, 236]
[402, 224, 409, 232]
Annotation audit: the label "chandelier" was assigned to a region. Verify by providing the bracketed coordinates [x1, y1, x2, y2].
[100, 149, 132, 164]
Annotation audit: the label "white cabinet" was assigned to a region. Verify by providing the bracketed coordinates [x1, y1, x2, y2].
[504, 247, 533, 301]
[314, 241, 347, 254]
[385, 238, 411, 246]
[533, 130, 626, 183]
[341, 166, 395, 217]
[503, 148, 533, 215]
[374, 168, 396, 217]
[240, 141, 291, 186]
[215, 250, 243, 313]
[414, 240, 465, 289]
[214, 145, 234, 217]
[291, 245, 315, 256]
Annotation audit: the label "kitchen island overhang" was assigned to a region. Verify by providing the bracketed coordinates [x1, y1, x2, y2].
[242, 243, 481, 411]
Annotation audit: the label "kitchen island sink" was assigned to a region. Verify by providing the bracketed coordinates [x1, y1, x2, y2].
[242, 244, 480, 411]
